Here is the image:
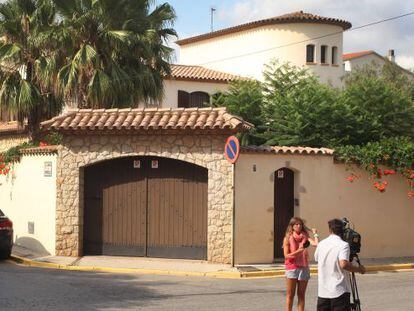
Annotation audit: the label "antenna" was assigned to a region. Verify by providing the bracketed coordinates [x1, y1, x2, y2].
[210, 6, 216, 32]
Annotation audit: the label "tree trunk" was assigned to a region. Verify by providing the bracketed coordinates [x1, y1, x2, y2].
[28, 106, 41, 142]
[25, 61, 42, 141]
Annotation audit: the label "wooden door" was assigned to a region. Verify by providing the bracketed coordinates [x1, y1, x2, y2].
[83, 157, 208, 259]
[274, 168, 294, 259]
[84, 157, 147, 256]
[146, 157, 208, 259]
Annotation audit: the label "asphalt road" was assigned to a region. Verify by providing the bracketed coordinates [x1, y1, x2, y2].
[0, 260, 413, 310]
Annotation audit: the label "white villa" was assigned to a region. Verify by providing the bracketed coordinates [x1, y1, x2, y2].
[176, 11, 351, 88]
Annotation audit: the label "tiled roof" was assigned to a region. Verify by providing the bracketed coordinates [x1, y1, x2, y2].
[343, 50, 374, 61]
[343, 51, 414, 77]
[19, 145, 58, 155]
[176, 11, 352, 45]
[169, 64, 241, 82]
[0, 121, 27, 135]
[40, 108, 253, 133]
[242, 145, 334, 155]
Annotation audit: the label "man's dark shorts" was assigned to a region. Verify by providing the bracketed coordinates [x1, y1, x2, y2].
[317, 292, 351, 311]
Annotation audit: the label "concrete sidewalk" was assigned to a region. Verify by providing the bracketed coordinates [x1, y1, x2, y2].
[10, 244, 414, 279]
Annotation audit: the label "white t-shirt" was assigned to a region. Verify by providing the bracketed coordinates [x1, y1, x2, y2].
[314, 234, 351, 299]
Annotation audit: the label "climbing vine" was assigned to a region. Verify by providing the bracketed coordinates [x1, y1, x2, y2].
[0, 132, 62, 177]
[335, 137, 414, 197]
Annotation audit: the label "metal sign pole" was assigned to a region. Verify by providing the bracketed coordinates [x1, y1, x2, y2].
[231, 162, 236, 267]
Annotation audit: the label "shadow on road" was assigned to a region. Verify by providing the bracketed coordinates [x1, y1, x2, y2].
[0, 260, 281, 310]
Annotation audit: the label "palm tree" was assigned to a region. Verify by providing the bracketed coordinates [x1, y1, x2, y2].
[0, 0, 64, 140]
[53, 0, 177, 108]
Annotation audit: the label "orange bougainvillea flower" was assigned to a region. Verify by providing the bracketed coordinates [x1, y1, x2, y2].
[39, 141, 48, 147]
[383, 169, 396, 175]
[346, 174, 358, 183]
[408, 191, 414, 198]
[0, 161, 11, 176]
[373, 181, 388, 193]
[377, 185, 386, 193]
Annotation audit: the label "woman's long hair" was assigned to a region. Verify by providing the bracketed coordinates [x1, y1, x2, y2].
[284, 217, 310, 238]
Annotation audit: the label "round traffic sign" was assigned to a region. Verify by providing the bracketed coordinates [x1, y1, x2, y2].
[224, 136, 240, 164]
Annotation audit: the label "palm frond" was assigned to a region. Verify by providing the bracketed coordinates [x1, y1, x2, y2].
[87, 69, 110, 108]
[73, 44, 98, 67]
[0, 42, 21, 60]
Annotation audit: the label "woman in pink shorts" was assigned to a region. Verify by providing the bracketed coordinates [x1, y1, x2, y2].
[283, 217, 319, 311]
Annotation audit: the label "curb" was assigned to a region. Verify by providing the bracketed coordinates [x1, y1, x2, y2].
[239, 264, 414, 278]
[240, 267, 319, 278]
[10, 255, 242, 279]
[10, 255, 414, 279]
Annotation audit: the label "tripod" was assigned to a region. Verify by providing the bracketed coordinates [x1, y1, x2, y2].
[349, 254, 361, 311]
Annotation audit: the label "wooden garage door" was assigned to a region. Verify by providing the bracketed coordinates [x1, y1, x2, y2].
[83, 157, 208, 259]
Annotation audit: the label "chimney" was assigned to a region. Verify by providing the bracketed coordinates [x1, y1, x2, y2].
[388, 49, 395, 62]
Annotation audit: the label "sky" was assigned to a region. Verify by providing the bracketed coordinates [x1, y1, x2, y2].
[156, 0, 414, 70]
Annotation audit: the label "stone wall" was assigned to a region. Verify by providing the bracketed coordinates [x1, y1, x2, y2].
[56, 133, 234, 263]
[0, 134, 29, 153]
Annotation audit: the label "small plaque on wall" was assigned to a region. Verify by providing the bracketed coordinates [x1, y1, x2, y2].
[277, 170, 284, 179]
[133, 160, 141, 168]
[44, 161, 52, 177]
[151, 160, 159, 169]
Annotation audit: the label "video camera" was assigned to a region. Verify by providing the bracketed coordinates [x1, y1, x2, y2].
[342, 218, 361, 259]
[342, 218, 363, 311]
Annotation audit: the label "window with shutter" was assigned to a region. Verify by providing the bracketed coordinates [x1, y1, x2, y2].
[177, 90, 210, 108]
[189, 92, 210, 108]
[178, 90, 190, 108]
[321, 45, 328, 64]
[306, 44, 315, 63]
[332, 46, 338, 65]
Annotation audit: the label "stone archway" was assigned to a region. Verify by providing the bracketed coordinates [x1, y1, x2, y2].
[55, 134, 233, 263]
[44, 107, 251, 264]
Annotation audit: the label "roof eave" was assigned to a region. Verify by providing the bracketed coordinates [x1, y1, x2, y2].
[176, 18, 351, 46]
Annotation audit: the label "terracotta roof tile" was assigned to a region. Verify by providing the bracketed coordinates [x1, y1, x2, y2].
[40, 108, 253, 133]
[168, 64, 242, 82]
[19, 145, 59, 155]
[0, 121, 27, 135]
[176, 11, 352, 45]
[242, 145, 334, 156]
[343, 50, 374, 61]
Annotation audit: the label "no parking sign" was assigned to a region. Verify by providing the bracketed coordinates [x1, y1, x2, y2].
[224, 136, 240, 164]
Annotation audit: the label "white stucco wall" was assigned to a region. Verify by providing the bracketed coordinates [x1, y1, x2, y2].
[137, 79, 230, 108]
[162, 80, 229, 108]
[179, 23, 345, 88]
[0, 153, 57, 255]
[344, 54, 414, 80]
[344, 54, 385, 72]
[235, 153, 414, 264]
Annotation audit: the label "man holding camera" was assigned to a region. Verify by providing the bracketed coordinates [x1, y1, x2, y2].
[315, 219, 366, 311]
